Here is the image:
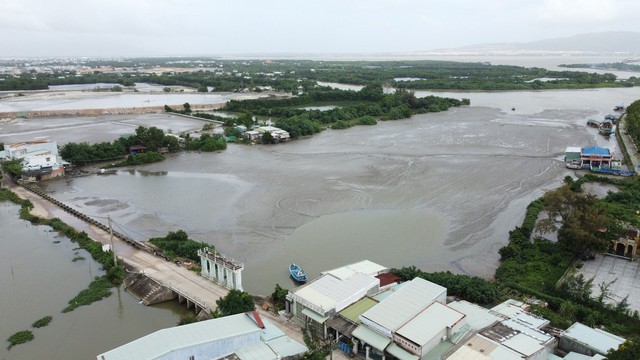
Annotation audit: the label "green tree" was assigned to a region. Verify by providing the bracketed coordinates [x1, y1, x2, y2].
[262, 131, 275, 144]
[183, 102, 191, 113]
[607, 338, 640, 360]
[1, 159, 23, 177]
[300, 323, 330, 360]
[214, 289, 255, 317]
[238, 112, 254, 130]
[538, 184, 611, 257]
[271, 284, 288, 311]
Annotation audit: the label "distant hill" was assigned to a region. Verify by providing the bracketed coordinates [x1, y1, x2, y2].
[434, 31, 640, 55]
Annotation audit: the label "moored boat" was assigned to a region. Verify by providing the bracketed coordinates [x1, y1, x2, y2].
[586, 119, 600, 128]
[97, 168, 117, 175]
[289, 263, 307, 283]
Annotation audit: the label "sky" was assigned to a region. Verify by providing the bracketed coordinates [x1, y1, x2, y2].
[1, 0, 640, 57]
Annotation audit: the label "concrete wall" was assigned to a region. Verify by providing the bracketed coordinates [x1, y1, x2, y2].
[558, 337, 595, 357]
[124, 272, 177, 305]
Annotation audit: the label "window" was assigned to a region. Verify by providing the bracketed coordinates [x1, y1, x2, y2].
[188, 356, 195, 360]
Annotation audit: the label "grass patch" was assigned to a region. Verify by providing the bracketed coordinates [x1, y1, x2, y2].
[62, 276, 112, 313]
[7, 330, 34, 350]
[32, 316, 52, 328]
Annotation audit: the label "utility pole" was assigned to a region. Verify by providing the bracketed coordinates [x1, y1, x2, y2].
[108, 215, 117, 267]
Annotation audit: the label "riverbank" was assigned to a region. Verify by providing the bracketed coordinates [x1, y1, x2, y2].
[0, 103, 225, 119]
[8, 185, 230, 311]
[0, 200, 189, 360]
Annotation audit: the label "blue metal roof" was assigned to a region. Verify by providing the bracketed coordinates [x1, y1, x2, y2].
[582, 146, 610, 156]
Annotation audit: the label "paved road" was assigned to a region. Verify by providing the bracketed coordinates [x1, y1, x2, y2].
[617, 116, 640, 172]
[10, 185, 229, 312]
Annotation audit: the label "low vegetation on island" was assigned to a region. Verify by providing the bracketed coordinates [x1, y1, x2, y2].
[31, 316, 52, 328]
[1, 58, 637, 91]
[223, 83, 468, 138]
[148, 230, 208, 263]
[6, 330, 33, 350]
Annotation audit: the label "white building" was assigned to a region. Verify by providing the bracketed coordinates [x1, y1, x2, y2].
[559, 322, 625, 357]
[353, 277, 451, 359]
[255, 126, 290, 142]
[4, 140, 59, 159]
[3, 141, 66, 180]
[358, 277, 447, 338]
[97, 311, 307, 360]
[286, 260, 388, 337]
[393, 301, 466, 358]
[447, 299, 559, 360]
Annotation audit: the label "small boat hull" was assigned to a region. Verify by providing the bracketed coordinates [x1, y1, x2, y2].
[289, 263, 307, 283]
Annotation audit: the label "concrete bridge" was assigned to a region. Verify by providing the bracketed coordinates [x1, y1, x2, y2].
[12, 184, 235, 315]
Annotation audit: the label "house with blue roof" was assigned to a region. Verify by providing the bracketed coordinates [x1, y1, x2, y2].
[579, 146, 612, 169]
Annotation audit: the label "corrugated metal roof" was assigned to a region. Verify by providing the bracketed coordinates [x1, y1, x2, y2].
[395, 302, 465, 346]
[339, 297, 379, 324]
[446, 343, 493, 360]
[302, 307, 329, 324]
[489, 345, 523, 360]
[326, 316, 358, 336]
[562, 322, 625, 355]
[352, 325, 391, 351]
[376, 273, 400, 287]
[236, 342, 278, 360]
[502, 317, 552, 344]
[361, 278, 446, 333]
[582, 146, 611, 157]
[563, 352, 594, 360]
[292, 272, 379, 314]
[491, 299, 527, 318]
[372, 282, 407, 302]
[448, 300, 504, 331]
[502, 333, 544, 356]
[98, 313, 262, 360]
[565, 147, 582, 153]
[265, 335, 308, 358]
[386, 343, 419, 360]
[323, 260, 387, 280]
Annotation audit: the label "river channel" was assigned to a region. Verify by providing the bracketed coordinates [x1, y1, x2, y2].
[1, 64, 639, 358]
[0, 202, 191, 360]
[23, 86, 639, 296]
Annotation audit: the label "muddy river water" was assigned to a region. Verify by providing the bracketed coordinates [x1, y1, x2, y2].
[30, 87, 640, 294]
[1, 82, 639, 358]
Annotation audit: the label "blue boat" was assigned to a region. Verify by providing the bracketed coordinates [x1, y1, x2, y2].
[289, 263, 307, 283]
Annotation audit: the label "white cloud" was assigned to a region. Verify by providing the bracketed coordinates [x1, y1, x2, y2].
[536, 0, 619, 23]
[0, 0, 639, 57]
[0, 1, 49, 31]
